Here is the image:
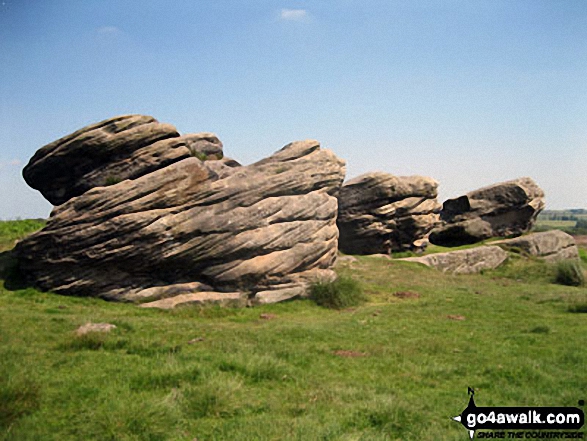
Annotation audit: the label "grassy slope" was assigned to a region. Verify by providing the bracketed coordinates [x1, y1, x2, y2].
[1, 221, 586, 440]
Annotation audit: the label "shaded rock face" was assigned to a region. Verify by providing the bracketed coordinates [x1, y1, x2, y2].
[400, 246, 508, 274]
[16, 116, 346, 305]
[336, 172, 441, 254]
[429, 177, 545, 247]
[22, 115, 224, 206]
[494, 230, 579, 262]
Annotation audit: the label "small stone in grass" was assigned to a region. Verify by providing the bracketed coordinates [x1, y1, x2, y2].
[259, 313, 277, 320]
[76, 322, 116, 336]
[447, 315, 465, 321]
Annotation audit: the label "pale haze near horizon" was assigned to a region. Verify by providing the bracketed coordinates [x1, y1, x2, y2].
[1, 1, 586, 219]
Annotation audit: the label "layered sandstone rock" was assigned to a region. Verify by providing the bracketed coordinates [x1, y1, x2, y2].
[16, 116, 346, 305]
[429, 178, 545, 247]
[337, 172, 441, 254]
[22, 115, 225, 206]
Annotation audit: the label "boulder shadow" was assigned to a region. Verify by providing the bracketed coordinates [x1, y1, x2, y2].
[0, 250, 34, 290]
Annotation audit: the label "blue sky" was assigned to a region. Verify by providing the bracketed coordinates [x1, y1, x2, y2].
[1, 0, 586, 219]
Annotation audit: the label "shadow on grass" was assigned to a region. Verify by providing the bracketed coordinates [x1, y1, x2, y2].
[0, 250, 36, 291]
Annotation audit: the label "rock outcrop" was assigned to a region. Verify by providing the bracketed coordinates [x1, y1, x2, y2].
[494, 230, 579, 262]
[429, 178, 545, 247]
[16, 115, 346, 305]
[400, 245, 509, 274]
[337, 172, 441, 254]
[22, 115, 225, 206]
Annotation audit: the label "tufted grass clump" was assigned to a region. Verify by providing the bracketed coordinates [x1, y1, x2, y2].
[554, 260, 585, 287]
[0, 375, 41, 431]
[310, 275, 366, 309]
[104, 175, 121, 186]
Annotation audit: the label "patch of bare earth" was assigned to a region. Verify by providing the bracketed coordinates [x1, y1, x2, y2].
[574, 235, 587, 248]
[333, 350, 368, 358]
[259, 313, 277, 320]
[447, 315, 466, 321]
[393, 291, 420, 299]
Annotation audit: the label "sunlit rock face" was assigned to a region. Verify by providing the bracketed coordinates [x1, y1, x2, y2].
[337, 172, 441, 255]
[16, 115, 346, 306]
[429, 177, 545, 247]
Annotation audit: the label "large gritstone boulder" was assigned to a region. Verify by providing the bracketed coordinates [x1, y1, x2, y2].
[429, 178, 545, 247]
[16, 115, 346, 306]
[336, 172, 441, 254]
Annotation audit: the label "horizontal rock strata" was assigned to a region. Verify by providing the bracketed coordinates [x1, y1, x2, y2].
[22, 115, 225, 206]
[16, 116, 346, 305]
[337, 172, 441, 254]
[430, 177, 545, 247]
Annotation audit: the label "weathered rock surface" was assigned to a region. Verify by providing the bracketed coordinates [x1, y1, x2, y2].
[494, 230, 580, 262]
[429, 178, 545, 247]
[140, 292, 247, 309]
[16, 116, 346, 305]
[337, 172, 441, 254]
[400, 245, 508, 274]
[76, 323, 117, 336]
[22, 115, 225, 205]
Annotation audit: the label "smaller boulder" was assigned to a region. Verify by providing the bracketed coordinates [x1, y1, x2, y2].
[493, 230, 580, 262]
[400, 245, 508, 274]
[337, 172, 441, 254]
[429, 177, 545, 246]
[251, 286, 305, 305]
[182, 133, 224, 159]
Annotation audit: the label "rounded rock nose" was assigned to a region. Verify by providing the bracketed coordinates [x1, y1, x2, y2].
[22, 114, 184, 205]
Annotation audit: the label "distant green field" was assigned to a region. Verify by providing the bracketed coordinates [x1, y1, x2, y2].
[1, 220, 586, 440]
[535, 219, 576, 228]
[536, 209, 587, 234]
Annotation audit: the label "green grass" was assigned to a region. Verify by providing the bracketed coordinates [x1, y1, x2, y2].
[1, 220, 587, 440]
[535, 220, 577, 229]
[554, 260, 585, 287]
[309, 276, 366, 309]
[0, 219, 45, 251]
[104, 176, 122, 186]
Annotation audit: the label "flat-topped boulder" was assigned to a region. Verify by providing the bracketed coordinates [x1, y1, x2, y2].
[16, 116, 346, 305]
[337, 172, 441, 254]
[22, 115, 225, 205]
[400, 245, 509, 274]
[429, 177, 545, 247]
[494, 230, 579, 262]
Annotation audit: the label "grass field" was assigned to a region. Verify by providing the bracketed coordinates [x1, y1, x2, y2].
[1, 221, 586, 440]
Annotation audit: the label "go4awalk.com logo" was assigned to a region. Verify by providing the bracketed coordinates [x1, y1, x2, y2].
[452, 388, 585, 439]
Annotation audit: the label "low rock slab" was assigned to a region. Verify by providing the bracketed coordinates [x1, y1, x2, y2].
[493, 230, 579, 262]
[400, 245, 508, 274]
[140, 292, 247, 309]
[251, 286, 305, 305]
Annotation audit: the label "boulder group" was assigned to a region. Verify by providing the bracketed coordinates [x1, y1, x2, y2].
[16, 114, 572, 304]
